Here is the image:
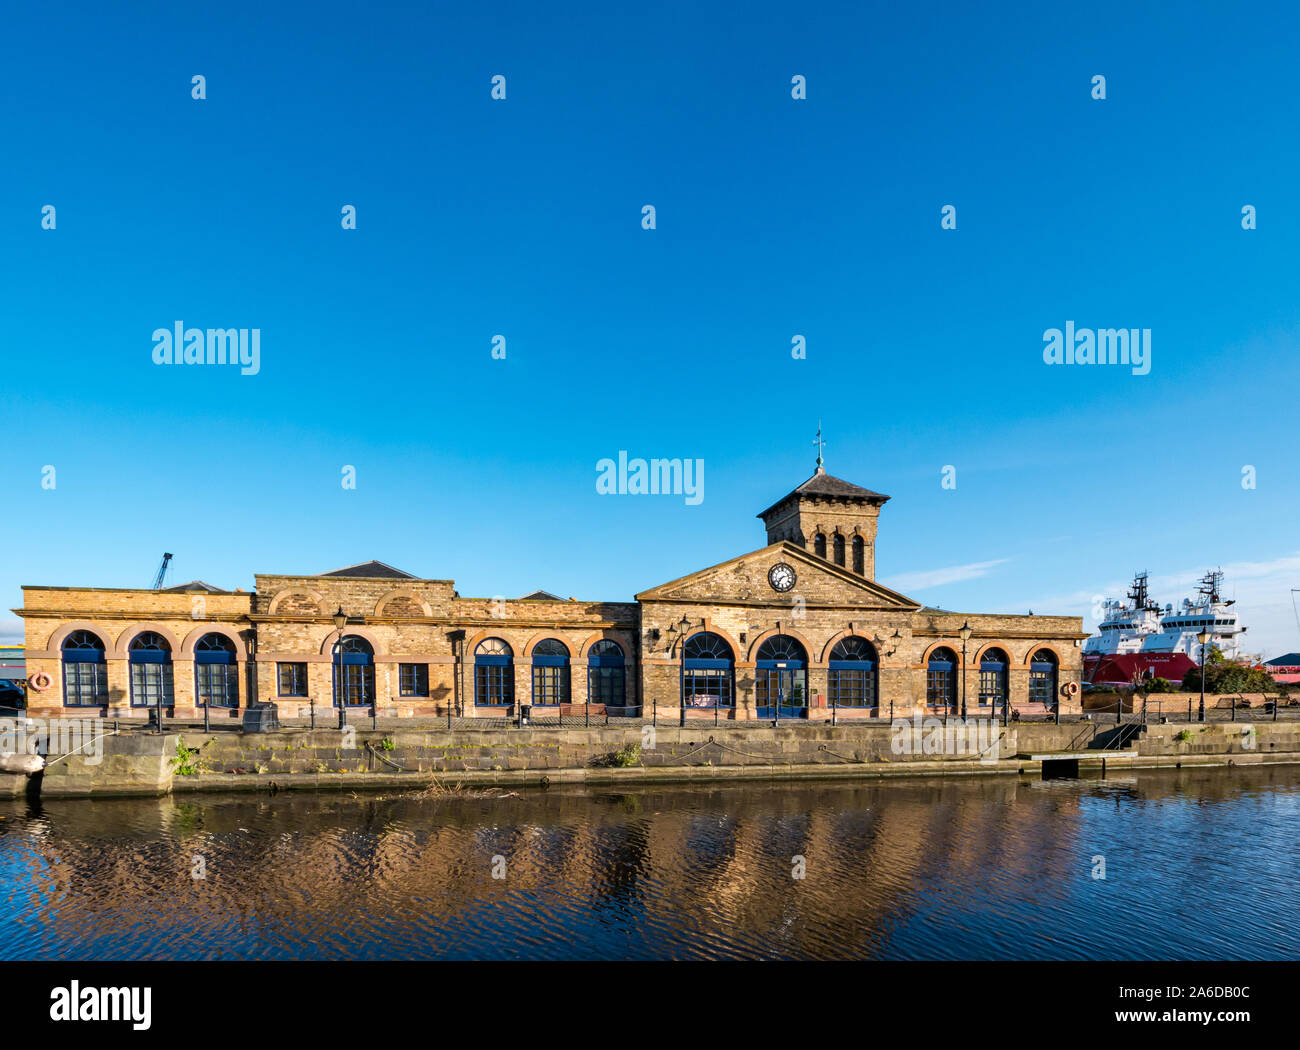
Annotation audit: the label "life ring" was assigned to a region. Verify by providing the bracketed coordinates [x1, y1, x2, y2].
[28, 671, 51, 692]
[1062, 681, 1079, 696]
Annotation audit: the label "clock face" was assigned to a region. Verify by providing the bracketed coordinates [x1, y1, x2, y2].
[768, 562, 796, 592]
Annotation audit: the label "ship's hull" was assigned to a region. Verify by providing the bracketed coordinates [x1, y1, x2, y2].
[1085, 652, 1198, 686]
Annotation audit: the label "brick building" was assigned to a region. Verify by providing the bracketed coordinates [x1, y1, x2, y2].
[14, 466, 1085, 722]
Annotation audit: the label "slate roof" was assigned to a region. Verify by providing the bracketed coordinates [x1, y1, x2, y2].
[319, 560, 418, 580]
[757, 470, 891, 519]
[162, 580, 227, 593]
[519, 589, 564, 601]
[1266, 652, 1300, 666]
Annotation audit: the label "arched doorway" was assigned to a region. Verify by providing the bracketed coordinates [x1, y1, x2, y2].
[979, 647, 1009, 715]
[531, 639, 571, 707]
[195, 633, 239, 709]
[829, 636, 878, 711]
[756, 635, 809, 720]
[681, 632, 734, 713]
[1030, 649, 1059, 710]
[474, 638, 514, 707]
[926, 647, 957, 713]
[588, 640, 627, 713]
[129, 632, 174, 710]
[333, 635, 375, 708]
[62, 630, 109, 707]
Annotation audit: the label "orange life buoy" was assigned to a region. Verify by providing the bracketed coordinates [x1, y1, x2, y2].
[1062, 681, 1079, 696]
[28, 671, 51, 692]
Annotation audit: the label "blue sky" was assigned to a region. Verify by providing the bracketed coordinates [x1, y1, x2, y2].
[2, 0, 1299, 656]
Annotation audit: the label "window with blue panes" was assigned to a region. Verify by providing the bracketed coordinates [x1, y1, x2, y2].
[587, 640, 625, 708]
[129, 632, 174, 708]
[978, 647, 1009, 708]
[278, 662, 308, 696]
[195, 633, 238, 708]
[531, 639, 570, 706]
[474, 638, 514, 706]
[926, 647, 957, 709]
[829, 636, 877, 708]
[1029, 649, 1058, 705]
[682, 632, 734, 709]
[755, 634, 808, 717]
[399, 663, 429, 696]
[62, 630, 109, 707]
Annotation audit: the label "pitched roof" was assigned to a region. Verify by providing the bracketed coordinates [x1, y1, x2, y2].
[757, 470, 890, 519]
[519, 589, 563, 601]
[162, 580, 227, 593]
[1266, 652, 1300, 666]
[319, 560, 418, 579]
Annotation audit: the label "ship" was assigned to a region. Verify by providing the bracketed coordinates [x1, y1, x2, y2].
[1083, 570, 1248, 686]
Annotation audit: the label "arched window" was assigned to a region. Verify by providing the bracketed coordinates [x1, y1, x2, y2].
[682, 632, 734, 710]
[978, 647, 1009, 710]
[926, 646, 957, 711]
[129, 632, 174, 709]
[755, 634, 809, 718]
[813, 533, 827, 559]
[531, 639, 570, 706]
[1029, 649, 1059, 706]
[829, 636, 877, 709]
[832, 534, 845, 566]
[588, 639, 626, 710]
[333, 635, 375, 707]
[62, 630, 108, 707]
[852, 536, 865, 575]
[195, 633, 239, 708]
[474, 638, 514, 707]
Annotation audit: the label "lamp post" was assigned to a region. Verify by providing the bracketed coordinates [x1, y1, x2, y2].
[1197, 629, 1210, 722]
[958, 621, 972, 719]
[333, 606, 348, 731]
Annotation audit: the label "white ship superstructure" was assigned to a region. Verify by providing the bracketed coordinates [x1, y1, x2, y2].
[1146, 570, 1246, 659]
[1083, 572, 1164, 657]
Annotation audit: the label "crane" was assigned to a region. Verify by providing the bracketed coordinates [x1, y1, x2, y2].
[152, 553, 173, 590]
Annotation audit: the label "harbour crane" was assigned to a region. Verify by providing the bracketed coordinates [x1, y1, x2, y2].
[152, 553, 173, 590]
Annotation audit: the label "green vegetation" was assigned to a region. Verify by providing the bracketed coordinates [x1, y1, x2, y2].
[379, 736, 396, 752]
[1134, 677, 1178, 694]
[1174, 729, 1193, 743]
[1182, 664, 1277, 694]
[609, 743, 642, 767]
[171, 738, 207, 776]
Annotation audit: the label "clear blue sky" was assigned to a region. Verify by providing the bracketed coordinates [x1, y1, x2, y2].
[3, 1, 1299, 656]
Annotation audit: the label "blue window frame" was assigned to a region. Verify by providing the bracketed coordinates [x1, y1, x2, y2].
[926, 647, 957, 710]
[62, 630, 108, 707]
[399, 663, 429, 697]
[129, 632, 174, 708]
[978, 647, 1008, 708]
[829, 636, 877, 708]
[587, 639, 626, 708]
[278, 662, 308, 696]
[756, 634, 809, 718]
[474, 638, 514, 707]
[332, 635, 375, 707]
[531, 639, 570, 706]
[1029, 649, 1058, 705]
[195, 633, 238, 708]
[682, 632, 734, 709]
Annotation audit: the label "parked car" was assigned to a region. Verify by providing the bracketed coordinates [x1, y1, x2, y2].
[0, 679, 26, 712]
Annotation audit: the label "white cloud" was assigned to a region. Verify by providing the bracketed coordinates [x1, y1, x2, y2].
[0, 618, 22, 644]
[884, 558, 1009, 592]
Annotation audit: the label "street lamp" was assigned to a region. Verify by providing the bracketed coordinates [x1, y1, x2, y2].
[958, 621, 972, 719]
[333, 606, 348, 731]
[1197, 629, 1210, 722]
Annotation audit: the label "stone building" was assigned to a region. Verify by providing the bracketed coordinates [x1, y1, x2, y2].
[14, 465, 1085, 722]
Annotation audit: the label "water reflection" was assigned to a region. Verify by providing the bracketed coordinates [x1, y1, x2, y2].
[0, 766, 1296, 960]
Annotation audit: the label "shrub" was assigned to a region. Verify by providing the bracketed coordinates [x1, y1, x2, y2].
[1182, 664, 1276, 694]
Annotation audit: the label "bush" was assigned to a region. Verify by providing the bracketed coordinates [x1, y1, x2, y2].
[1135, 677, 1178, 694]
[1182, 664, 1276, 694]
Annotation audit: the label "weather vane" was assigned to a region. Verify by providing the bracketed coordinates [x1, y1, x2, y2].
[813, 421, 825, 471]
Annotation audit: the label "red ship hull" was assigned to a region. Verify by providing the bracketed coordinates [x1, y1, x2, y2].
[1084, 652, 1198, 686]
